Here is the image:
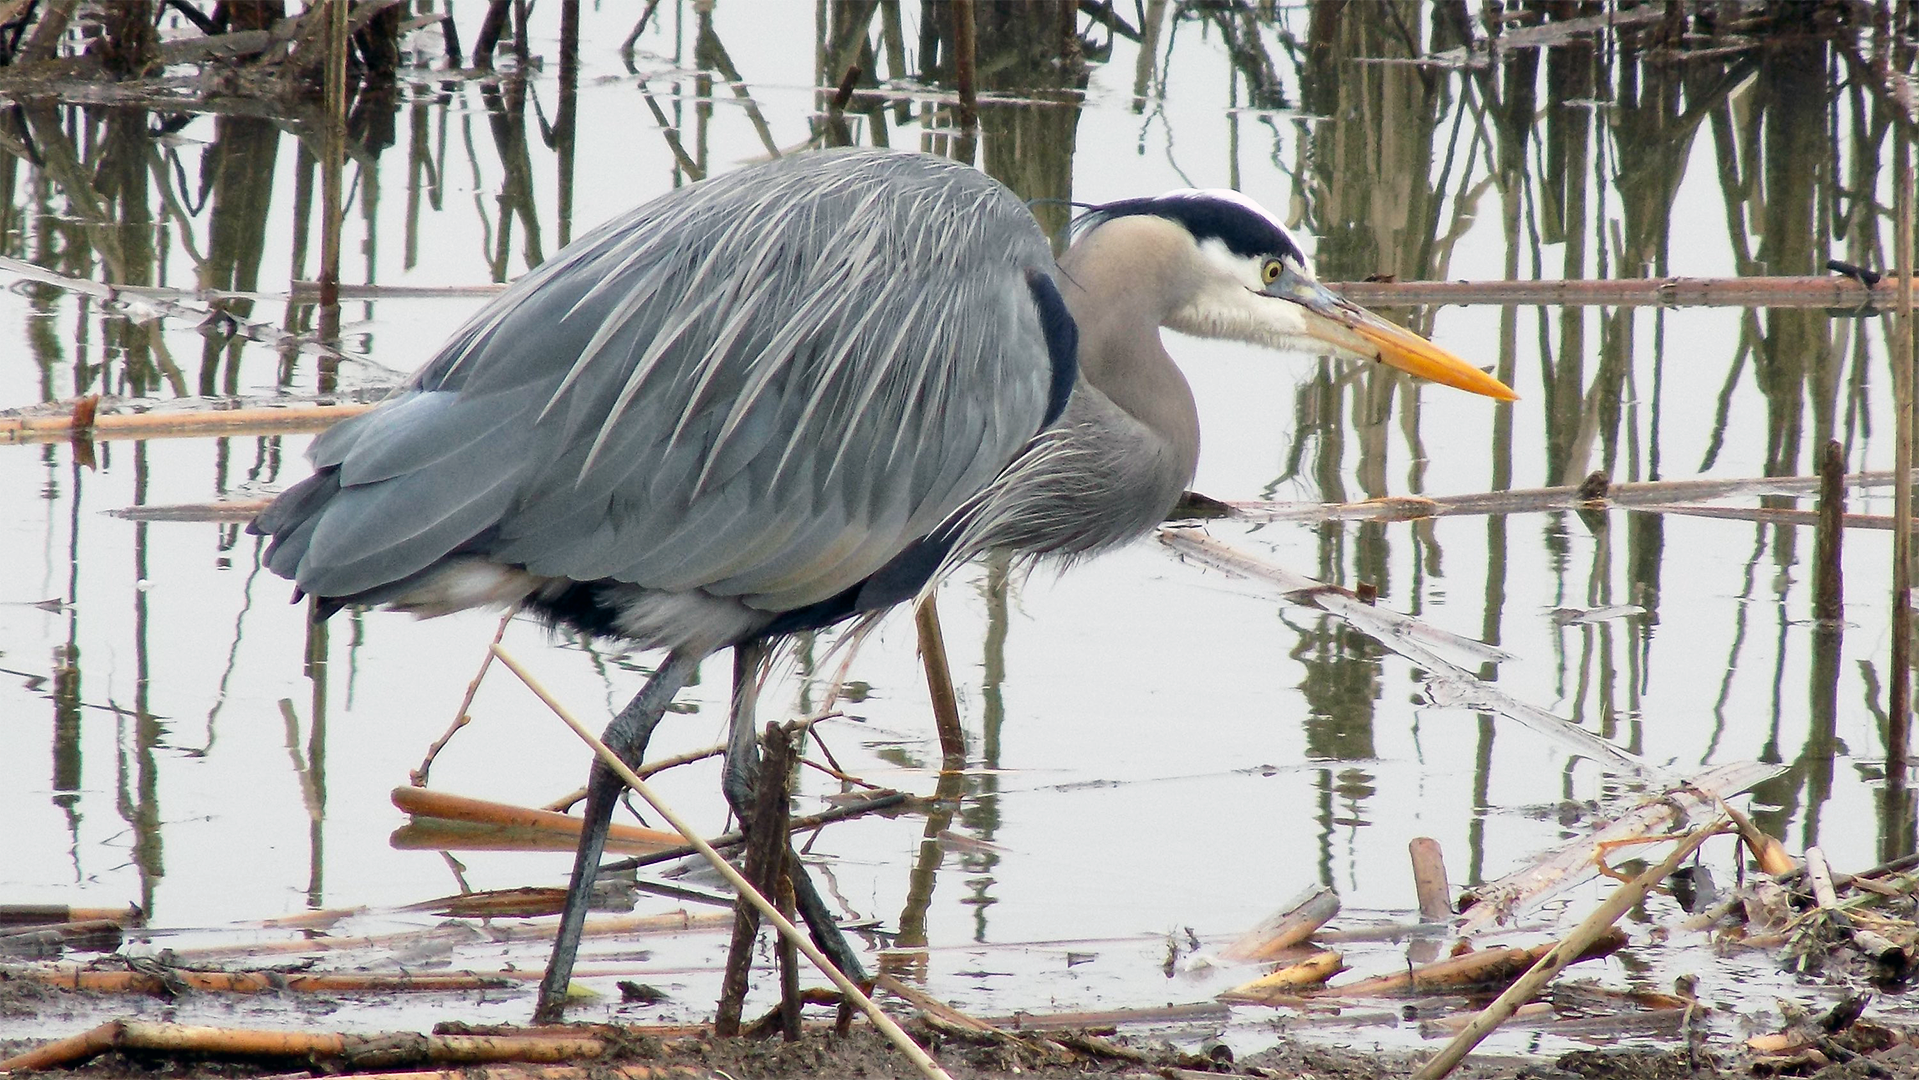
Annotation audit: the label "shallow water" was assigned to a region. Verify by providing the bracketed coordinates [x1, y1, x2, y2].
[2, 0, 1916, 1059]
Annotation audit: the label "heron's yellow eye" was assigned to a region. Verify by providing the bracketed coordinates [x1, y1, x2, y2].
[1261, 260, 1283, 284]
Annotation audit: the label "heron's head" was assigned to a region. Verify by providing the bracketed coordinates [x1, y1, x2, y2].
[1074, 191, 1517, 402]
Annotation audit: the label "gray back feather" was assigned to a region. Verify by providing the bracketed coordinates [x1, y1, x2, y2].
[288, 150, 1058, 614]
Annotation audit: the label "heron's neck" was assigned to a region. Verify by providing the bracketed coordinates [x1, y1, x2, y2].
[1055, 216, 1202, 484]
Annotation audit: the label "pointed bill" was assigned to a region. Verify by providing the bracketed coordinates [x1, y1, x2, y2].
[1266, 272, 1518, 402]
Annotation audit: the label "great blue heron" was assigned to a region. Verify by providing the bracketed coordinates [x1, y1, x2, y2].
[251, 148, 1515, 1020]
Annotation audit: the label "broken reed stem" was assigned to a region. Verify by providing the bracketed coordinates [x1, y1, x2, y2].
[949, 0, 977, 162]
[1722, 802, 1797, 877]
[0, 904, 142, 928]
[1328, 931, 1626, 997]
[320, 1068, 688, 1080]
[316, 0, 347, 371]
[716, 724, 797, 1037]
[0, 1021, 616, 1073]
[1220, 885, 1341, 961]
[1806, 847, 1841, 910]
[834, 65, 862, 110]
[1409, 838, 1454, 922]
[1815, 440, 1846, 623]
[915, 592, 966, 765]
[488, 645, 954, 1080]
[0, 402, 372, 444]
[1218, 950, 1347, 1001]
[414, 607, 519, 787]
[776, 869, 802, 1043]
[388, 786, 683, 850]
[12, 968, 510, 1000]
[1414, 819, 1730, 1080]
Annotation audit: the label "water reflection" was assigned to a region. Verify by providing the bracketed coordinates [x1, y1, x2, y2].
[1, 1, 1917, 1015]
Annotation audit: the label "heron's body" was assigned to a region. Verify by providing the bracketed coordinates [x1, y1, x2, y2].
[250, 148, 1513, 1020]
[263, 152, 1092, 653]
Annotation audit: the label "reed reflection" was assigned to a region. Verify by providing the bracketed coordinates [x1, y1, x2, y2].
[120, 445, 163, 917]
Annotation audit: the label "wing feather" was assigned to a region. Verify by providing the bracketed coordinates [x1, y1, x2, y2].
[273, 149, 1061, 620]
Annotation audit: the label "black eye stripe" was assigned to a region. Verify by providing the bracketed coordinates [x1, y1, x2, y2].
[1077, 193, 1303, 263]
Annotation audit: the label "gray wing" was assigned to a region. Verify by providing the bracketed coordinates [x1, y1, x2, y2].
[279, 150, 1058, 614]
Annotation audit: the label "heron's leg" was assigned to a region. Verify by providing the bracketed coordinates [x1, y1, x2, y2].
[788, 851, 867, 981]
[720, 639, 767, 817]
[533, 649, 703, 1024]
[720, 639, 869, 984]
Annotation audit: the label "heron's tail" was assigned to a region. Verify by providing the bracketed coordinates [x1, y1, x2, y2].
[249, 467, 346, 616]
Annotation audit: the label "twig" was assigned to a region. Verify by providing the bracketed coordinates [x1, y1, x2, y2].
[1413, 819, 1730, 1079]
[1324, 273, 1913, 308]
[1647, 504, 1919, 531]
[407, 886, 581, 919]
[597, 789, 908, 874]
[543, 742, 731, 813]
[489, 646, 955, 1080]
[414, 608, 519, 787]
[799, 755, 886, 790]
[1224, 469, 1916, 524]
